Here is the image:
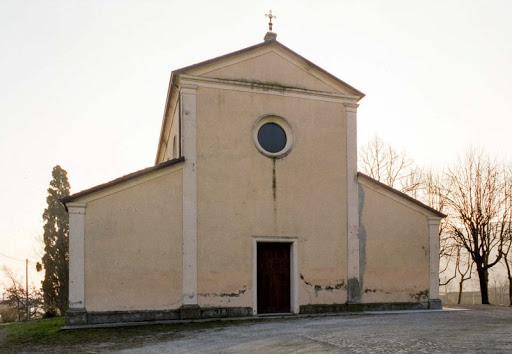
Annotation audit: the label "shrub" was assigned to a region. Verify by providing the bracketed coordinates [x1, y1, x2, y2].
[0, 306, 19, 323]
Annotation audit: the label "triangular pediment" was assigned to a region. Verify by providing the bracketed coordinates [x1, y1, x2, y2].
[156, 40, 364, 163]
[176, 41, 364, 97]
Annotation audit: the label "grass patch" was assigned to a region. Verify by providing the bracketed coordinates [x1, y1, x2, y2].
[2, 317, 64, 342]
[0, 318, 219, 353]
[0, 316, 284, 353]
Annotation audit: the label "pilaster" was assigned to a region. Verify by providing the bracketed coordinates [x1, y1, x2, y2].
[67, 203, 86, 311]
[345, 103, 361, 303]
[181, 85, 198, 306]
[428, 217, 442, 309]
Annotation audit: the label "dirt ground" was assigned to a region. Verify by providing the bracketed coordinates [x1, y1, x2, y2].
[115, 306, 512, 353]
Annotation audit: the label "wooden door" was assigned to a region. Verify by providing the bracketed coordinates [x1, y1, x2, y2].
[257, 242, 291, 313]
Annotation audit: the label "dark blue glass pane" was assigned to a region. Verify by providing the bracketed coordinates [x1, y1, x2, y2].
[257, 123, 287, 153]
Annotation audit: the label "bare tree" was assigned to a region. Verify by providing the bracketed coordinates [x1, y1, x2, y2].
[421, 169, 448, 219]
[359, 136, 419, 193]
[502, 229, 512, 306]
[401, 166, 424, 199]
[1, 266, 43, 322]
[444, 149, 512, 304]
[2, 266, 24, 322]
[439, 242, 457, 288]
[454, 245, 474, 304]
[420, 168, 457, 289]
[501, 167, 512, 306]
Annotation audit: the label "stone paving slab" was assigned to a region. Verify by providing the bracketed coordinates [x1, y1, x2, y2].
[115, 306, 512, 353]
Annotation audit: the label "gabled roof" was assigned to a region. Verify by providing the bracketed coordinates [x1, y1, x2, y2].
[358, 172, 446, 218]
[61, 157, 184, 204]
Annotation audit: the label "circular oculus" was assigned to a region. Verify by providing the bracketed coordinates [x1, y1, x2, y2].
[257, 122, 287, 153]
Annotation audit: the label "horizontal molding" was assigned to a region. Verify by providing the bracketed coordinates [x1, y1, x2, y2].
[179, 75, 360, 104]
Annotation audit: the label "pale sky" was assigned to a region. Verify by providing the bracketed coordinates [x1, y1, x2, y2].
[1, 0, 511, 291]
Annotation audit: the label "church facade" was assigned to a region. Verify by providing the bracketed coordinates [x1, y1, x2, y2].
[63, 32, 444, 326]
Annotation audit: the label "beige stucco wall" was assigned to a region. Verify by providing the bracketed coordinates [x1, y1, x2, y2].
[359, 182, 430, 304]
[83, 169, 183, 311]
[195, 85, 348, 308]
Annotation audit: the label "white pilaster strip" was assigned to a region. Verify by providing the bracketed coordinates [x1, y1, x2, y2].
[428, 218, 442, 300]
[345, 103, 360, 302]
[291, 241, 299, 314]
[181, 85, 198, 305]
[67, 203, 86, 310]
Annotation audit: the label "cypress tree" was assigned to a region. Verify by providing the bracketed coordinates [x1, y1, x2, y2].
[38, 165, 70, 315]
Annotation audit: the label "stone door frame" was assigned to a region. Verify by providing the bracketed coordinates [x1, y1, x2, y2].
[252, 236, 299, 315]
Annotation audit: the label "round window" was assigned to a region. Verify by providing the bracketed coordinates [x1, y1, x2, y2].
[252, 115, 294, 158]
[257, 123, 287, 153]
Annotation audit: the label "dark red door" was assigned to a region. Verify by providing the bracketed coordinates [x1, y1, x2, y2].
[257, 243, 291, 313]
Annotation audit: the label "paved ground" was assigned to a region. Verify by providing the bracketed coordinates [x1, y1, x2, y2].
[117, 306, 512, 353]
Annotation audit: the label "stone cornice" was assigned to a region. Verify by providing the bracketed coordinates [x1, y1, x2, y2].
[178, 75, 361, 104]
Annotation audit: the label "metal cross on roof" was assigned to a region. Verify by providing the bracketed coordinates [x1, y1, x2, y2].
[265, 10, 276, 31]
